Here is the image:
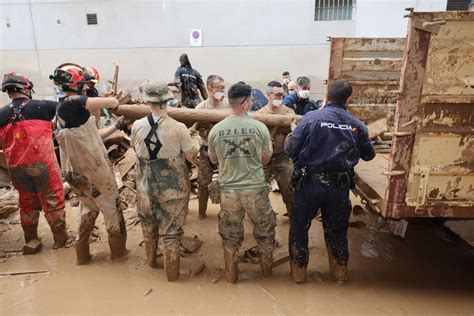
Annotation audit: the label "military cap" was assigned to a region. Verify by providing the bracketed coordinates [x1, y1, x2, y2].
[143, 83, 174, 104]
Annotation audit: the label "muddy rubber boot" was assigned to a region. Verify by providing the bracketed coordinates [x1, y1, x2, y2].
[76, 237, 92, 265]
[327, 248, 348, 284]
[76, 221, 94, 265]
[290, 260, 307, 284]
[259, 244, 273, 277]
[22, 225, 42, 255]
[109, 233, 129, 260]
[22, 224, 39, 242]
[144, 240, 158, 268]
[163, 247, 180, 282]
[198, 190, 208, 220]
[223, 247, 238, 284]
[50, 221, 68, 249]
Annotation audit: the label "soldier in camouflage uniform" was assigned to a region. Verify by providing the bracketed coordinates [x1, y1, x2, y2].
[208, 83, 276, 283]
[195, 75, 230, 219]
[257, 81, 295, 217]
[131, 84, 198, 282]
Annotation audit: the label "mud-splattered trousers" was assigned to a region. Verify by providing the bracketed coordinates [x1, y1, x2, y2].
[219, 187, 276, 252]
[198, 145, 218, 207]
[289, 176, 351, 268]
[264, 152, 293, 215]
[55, 117, 126, 244]
[136, 154, 190, 252]
[0, 119, 65, 233]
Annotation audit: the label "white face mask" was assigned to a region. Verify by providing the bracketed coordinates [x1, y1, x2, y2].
[298, 90, 310, 99]
[272, 99, 282, 106]
[283, 78, 290, 84]
[213, 91, 225, 101]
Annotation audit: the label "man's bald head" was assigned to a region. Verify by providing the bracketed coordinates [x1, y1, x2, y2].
[288, 81, 297, 93]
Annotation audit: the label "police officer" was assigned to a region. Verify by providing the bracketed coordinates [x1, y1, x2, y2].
[284, 79, 375, 284]
[282, 76, 319, 115]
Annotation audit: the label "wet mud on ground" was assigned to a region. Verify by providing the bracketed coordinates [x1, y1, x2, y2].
[1, 193, 473, 315]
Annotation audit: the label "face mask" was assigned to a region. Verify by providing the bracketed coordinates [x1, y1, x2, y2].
[272, 99, 282, 106]
[298, 90, 310, 99]
[213, 91, 225, 101]
[283, 79, 290, 84]
[168, 99, 178, 107]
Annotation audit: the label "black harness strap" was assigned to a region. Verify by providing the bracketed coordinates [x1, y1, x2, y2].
[8, 99, 30, 125]
[144, 115, 164, 160]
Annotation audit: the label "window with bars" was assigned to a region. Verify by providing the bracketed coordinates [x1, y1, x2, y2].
[315, 0, 356, 21]
[86, 13, 98, 25]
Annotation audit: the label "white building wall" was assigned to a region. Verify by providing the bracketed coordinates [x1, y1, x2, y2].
[0, 0, 446, 103]
[355, 0, 447, 37]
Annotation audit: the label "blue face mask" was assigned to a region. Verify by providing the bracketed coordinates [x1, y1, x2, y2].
[168, 99, 179, 107]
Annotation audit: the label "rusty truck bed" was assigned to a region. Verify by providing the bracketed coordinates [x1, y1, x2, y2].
[330, 10, 474, 220]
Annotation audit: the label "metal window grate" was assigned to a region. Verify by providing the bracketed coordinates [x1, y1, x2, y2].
[315, 0, 356, 21]
[86, 13, 98, 25]
[446, 0, 470, 10]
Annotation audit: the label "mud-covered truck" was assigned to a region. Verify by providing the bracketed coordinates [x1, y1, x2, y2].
[327, 10, 474, 236]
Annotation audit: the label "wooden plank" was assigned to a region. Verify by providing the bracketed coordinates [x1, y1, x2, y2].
[117, 148, 136, 177]
[343, 38, 405, 52]
[341, 58, 403, 72]
[341, 70, 401, 81]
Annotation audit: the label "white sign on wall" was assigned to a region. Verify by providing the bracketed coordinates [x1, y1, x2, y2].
[190, 29, 202, 47]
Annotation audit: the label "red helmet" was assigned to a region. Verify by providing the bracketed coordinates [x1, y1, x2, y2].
[2, 72, 35, 98]
[86, 67, 100, 84]
[49, 63, 86, 93]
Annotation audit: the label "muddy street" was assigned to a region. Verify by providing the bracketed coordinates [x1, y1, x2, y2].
[1, 193, 473, 315]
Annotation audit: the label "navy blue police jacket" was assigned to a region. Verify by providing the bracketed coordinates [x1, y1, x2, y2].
[284, 102, 375, 173]
[282, 92, 319, 115]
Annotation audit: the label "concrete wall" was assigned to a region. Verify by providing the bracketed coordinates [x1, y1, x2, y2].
[0, 0, 446, 104]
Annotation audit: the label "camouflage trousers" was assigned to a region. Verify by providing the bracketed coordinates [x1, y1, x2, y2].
[136, 156, 190, 250]
[138, 198, 188, 250]
[197, 145, 218, 194]
[264, 152, 293, 215]
[218, 187, 276, 251]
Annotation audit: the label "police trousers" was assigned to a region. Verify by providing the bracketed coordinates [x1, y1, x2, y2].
[289, 176, 352, 268]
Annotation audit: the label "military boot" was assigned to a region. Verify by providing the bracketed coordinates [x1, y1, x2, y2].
[50, 220, 68, 249]
[259, 244, 273, 277]
[143, 239, 158, 268]
[327, 249, 348, 284]
[22, 224, 42, 255]
[163, 246, 180, 282]
[109, 232, 129, 260]
[290, 260, 307, 284]
[223, 247, 239, 284]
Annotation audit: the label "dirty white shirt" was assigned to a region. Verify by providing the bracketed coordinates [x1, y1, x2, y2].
[131, 115, 194, 160]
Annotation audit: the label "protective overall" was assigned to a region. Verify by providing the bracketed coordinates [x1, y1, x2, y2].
[0, 98, 66, 252]
[135, 115, 190, 282]
[55, 116, 127, 265]
[285, 102, 375, 283]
